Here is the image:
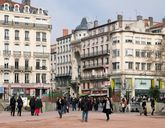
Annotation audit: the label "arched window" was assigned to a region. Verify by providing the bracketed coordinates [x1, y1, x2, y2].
[24, 6, 29, 13]
[4, 4, 9, 11]
[39, 8, 43, 14]
[14, 4, 20, 12]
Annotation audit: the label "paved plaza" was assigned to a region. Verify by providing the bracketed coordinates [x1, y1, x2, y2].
[0, 110, 164, 128]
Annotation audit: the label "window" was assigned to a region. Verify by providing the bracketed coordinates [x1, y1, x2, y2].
[14, 5, 19, 12]
[15, 30, 19, 40]
[125, 49, 133, 56]
[42, 32, 47, 42]
[36, 59, 40, 69]
[4, 43, 9, 51]
[25, 60, 29, 70]
[125, 62, 133, 69]
[24, 6, 29, 13]
[42, 74, 46, 83]
[135, 50, 140, 57]
[112, 62, 120, 70]
[135, 62, 140, 70]
[155, 63, 162, 71]
[36, 73, 40, 83]
[155, 51, 161, 58]
[4, 73, 9, 83]
[25, 31, 29, 41]
[15, 59, 19, 69]
[141, 63, 146, 70]
[141, 51, 146, 57]
[147, 63, 151, 70]
[147, 51, 152, 58]
[112, 49, 120, 57]
[15, 73, 19, 83]
[25, 73, 29, 83]
[36, 32, 40, 41]
[4, 15, 9, 24]
[4, 29, 9, 40]
[42, 60, 46, 69]
[4, 4, 9, 10]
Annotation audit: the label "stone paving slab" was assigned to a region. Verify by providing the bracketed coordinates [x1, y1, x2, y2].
[0, 111, 164, 128]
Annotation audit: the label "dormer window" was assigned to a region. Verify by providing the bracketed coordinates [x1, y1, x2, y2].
[24, 5, 30, 13]
[4, 4, 9, 11]
[38, 8, 43, 14]
[14, 4, 20, 12]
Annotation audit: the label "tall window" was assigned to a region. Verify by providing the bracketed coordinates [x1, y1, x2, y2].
[135, 62, 140, 70]
[15, 30, 19, 40]
[4, 29, 9, 40]
[36, 73, 40, 83]
[155, 63, 162, 71]
[4, 58, 9, 69]
[36, 59, 40, 69]
[112, 62, 120, 70]
[112, 49, 120, 57]
[36, 32, 40, 41]
[25, 73, 29, 83]
[15, 73, 19, 83]
[25, 31, 29, 41]
[42, 74, 46, 83]
[42, 32, 47, 42]
[4, 43, 9, 51]
[125, 62, 133, 69]
[25, 60, 29, 69]
[4, 15, 9, 24]
[15, 59, 19, 69]
[125, 49, 133, 56]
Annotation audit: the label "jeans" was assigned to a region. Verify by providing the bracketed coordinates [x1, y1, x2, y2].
[58, 109, 62, 118]
[82, 111, 88, 122]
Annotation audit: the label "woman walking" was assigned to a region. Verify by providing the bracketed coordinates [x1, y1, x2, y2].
[17, 96, 23, 116]
[102, 97, 113, 121]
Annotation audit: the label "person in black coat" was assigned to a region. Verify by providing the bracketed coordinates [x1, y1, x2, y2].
[102, 97, 113, 121]
[10, 96, 16, 116]
[29, 96, 36, 116]
[80, 96, 90, 122]
[56, 97, 64, 118]
[17, 96, 23, 116]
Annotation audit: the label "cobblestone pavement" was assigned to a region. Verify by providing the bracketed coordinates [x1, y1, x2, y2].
[0, 111, 164, 128]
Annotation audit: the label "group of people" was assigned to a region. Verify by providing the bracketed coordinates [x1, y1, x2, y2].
[9, 95, 43, 117]
[56, 96, 113, 122]
[29, 96, 43, 116]
[10, 95, 23, 116]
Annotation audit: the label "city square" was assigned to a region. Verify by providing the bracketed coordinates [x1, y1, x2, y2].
[0, 111, 165, 128]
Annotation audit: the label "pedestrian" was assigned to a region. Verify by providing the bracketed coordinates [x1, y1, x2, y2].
[150, 97, 155, 115]
[17, 96, 23, 116]
[56, 97, 64, 118]
[102, 97, 113, 121]
[35, 97, 41, 116]
[81, 96, 90, 122]
[29, 96, 36, 116]
[140, 98, 147, 116]
[10, 95, 16, 116]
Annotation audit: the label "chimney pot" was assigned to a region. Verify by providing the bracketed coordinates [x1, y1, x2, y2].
[137, 15, 143, 21]
[94, 20, 98, 27]
[63, 29, 69, 36]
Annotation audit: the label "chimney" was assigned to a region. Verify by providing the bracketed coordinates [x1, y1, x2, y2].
[117, 14, 123, 28]
[107, 19, 111, 23]
[149, 17, 153, 26]
[63, 29, 69, 36]
[163, 18, 165, 27]
[22, 0, 31, 6]
[94, 20, 98, 27]
[117, 14, 123, 21]
[144, 19, 149, 27]
[137, 15, 143, 21]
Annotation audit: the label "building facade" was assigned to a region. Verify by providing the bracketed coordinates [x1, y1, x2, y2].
[70, 15, 165, 99]
[0, 0, 52, 99]
[53, 29, 72, 95]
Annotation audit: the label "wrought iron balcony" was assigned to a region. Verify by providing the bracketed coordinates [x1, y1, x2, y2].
[0, 66, 12, 72]
[83, 63, 108, 70]
[33, 52, 49, 58]
[81, 74, 110, 81]
[3, 50, 11, 57]
[13, 51, 21, 57]
[23, 52, 31, 57]
[55, 73, 72, 77]
[81, 50, 110, 59]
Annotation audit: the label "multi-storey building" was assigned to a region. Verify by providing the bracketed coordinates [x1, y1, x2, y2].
[71, 15, 165, 99]
[54, 29, 72, 94]
[0, 0, 52, 99]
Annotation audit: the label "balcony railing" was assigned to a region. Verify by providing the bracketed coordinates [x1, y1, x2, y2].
[13, 51, 21, 57]
[55, 73, 72, 77]
[3, 50, 11, 56]
[81, 74, 110, 81]
[33, 52, 49, 58]
[36, 66, 47, 70]
[81, 50, 110, 59]
[83, 63, 108, 70]
[0, 66, 12, 72]
[23, 52, 31, 57]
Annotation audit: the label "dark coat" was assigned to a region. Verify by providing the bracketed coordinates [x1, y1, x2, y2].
[81, 98, 90, 112]
[17, 97, 23, 108]
[29, 97, 36, 108]
[10, 96, 16, 108]
[102, 99, 113, 114]
[56, 99, 64, 110]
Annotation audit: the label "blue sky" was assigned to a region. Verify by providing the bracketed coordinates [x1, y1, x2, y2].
[15, 0, 165, 42]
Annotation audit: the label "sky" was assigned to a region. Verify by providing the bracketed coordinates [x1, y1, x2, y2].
[15, 0, 165, 43]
